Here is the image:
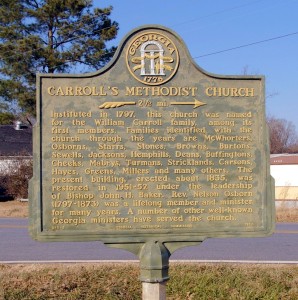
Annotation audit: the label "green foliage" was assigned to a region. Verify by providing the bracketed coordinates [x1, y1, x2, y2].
[0, 0, 118, 116]
[0, 112, 15, 124]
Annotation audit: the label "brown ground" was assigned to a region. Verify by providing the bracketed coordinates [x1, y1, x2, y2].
[276, 207, 298, 223]
[0, 200, 28, 217]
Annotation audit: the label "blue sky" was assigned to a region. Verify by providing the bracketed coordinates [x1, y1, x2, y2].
[95, 0, 298, 130]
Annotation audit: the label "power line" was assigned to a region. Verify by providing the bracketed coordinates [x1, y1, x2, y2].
[34, 30, 298, 72]
[172, 0, 266, 28]
[0, 0, 270, 63]
[1, 28, 297, 71]
[0, 4, 297, 71]
[194, 31, 298, 59]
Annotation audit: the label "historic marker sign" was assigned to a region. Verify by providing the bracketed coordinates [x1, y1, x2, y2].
[29, 25, 275, 244]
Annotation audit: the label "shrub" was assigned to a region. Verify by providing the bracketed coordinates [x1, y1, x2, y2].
[0, 156, 33, 200]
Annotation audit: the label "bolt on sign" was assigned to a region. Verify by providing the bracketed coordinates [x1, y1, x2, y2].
[29, 25, 275, 282]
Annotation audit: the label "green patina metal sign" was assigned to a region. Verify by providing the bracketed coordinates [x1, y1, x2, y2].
[29, 25, 275, 282]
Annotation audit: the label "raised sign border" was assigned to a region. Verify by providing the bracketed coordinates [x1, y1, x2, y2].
[29, 25, 275, 243]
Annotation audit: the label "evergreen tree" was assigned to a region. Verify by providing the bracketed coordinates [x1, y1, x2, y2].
[0, 111, 16, 124]
[0, 0, 118, 117]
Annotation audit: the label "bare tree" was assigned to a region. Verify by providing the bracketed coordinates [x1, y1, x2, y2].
[267, 116, 298, 153]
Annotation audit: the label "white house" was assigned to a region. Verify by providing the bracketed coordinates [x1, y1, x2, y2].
[0, 122, 32, 199]
[270, 154, 298, 207]
[0, 122, 32, 172]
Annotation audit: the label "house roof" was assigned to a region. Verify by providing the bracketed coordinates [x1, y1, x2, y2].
[270, 154, 298, 165]
[0, 124, 32, 156]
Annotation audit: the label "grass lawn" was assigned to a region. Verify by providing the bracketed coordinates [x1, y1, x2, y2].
[1, 263, 298, 299]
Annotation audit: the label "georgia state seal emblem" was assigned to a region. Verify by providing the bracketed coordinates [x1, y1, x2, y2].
[126, 31, 179, 85]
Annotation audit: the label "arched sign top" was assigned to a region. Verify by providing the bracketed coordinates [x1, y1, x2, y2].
[30, 25, 275, 252]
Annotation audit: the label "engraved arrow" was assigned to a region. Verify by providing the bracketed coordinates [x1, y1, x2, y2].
[99, 101, 136, 109]
[170, 99, 206, 109]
